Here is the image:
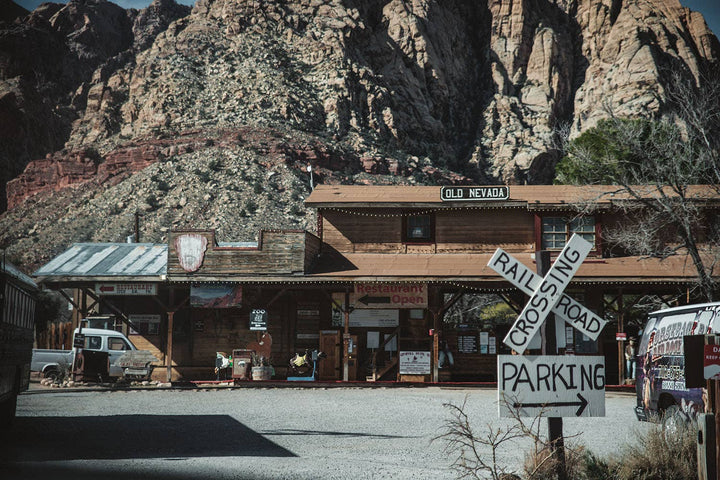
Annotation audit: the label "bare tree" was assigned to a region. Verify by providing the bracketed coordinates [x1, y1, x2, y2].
[434, 395, 585, 480]
[556, 71, 720, 301]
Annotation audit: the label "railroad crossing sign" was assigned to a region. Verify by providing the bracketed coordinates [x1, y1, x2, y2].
[487, 248, 607, 350]
[498, 355, 606, 417]
[488, 234, 596, 354]
[490, 234, 608, 418]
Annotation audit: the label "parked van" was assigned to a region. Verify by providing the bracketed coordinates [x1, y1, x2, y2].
[635, 302, 720, 421]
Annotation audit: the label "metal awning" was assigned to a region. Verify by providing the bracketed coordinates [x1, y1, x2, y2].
[34, 243, 167, 284]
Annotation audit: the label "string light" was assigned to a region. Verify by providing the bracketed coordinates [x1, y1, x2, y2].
[319, 205, 524, 217]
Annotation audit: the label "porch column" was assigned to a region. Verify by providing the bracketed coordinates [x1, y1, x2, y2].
[343, 288, 350, 382]
[617, 291, 624, 384]
[166, 311, 174, 383]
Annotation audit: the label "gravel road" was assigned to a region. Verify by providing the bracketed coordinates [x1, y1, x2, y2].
[0, 386, 647, 480]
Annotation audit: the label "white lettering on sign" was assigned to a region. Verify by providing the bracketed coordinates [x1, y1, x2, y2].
[95, 283, 157, 296]
[499, 235, 593, 353]
[440, 186, 509, 201]
[342, 284, 428, 308]
[704, 344, 720, 380]
[497, 355, 606, 417]
[487, 248, 607, 341]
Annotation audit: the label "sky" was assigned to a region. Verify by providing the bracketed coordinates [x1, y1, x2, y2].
[11, 0, 720, 42]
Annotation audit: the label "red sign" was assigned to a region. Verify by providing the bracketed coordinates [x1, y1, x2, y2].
[704, 345, 720, 380]
[95, 283, 157, 296]
[616, 332, 627, 341]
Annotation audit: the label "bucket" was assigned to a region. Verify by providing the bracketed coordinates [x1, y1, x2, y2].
[251, 366, 272, 381]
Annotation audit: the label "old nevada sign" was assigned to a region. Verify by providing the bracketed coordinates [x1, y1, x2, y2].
[492, 234, 594, 354]
[440, 186, 509, 201]
[498, 355, 605, 417]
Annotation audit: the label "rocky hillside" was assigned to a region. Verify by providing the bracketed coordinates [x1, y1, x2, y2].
[1, 0, 718, 272]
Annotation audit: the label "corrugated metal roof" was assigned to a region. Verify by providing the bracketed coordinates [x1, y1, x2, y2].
[2, 258, 38, 289]
[34, 243, 167, 278]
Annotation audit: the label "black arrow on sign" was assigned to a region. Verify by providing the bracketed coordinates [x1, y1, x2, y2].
[513, 393, 589, 417]
[357, 295, 392, 305]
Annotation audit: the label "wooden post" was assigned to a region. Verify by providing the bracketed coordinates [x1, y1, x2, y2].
[618, 292, 625, 384]
[433, 332, 439, 382]
[343, 288, 350, 382]
[714, 377, 720, 480]
[166, 311, 174, 383]
[538, 251, 567, 480]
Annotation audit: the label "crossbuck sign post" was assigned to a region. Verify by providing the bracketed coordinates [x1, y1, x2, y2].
[488, 234, 607, 418]
[491, 234, 594, 354]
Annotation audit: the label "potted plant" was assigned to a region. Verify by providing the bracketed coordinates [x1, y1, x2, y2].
[251, 352, 273, 380]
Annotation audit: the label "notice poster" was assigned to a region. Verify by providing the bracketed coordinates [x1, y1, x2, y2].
[367, 331, 380, 349]
[480, 332, 489, 354]
[399, 351, 431, 374]
[488, 337, 496, 354]
[457, 334, 477, 353]
[332, 307, 400, 328]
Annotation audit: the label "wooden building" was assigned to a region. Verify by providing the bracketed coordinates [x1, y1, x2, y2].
[33, 185, 720, 384]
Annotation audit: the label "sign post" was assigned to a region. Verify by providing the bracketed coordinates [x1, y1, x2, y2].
[489, 235, 606, 480]
[538, 250, 566, 480]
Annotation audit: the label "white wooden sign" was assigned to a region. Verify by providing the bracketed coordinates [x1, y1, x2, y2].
[331, 306, 400, 327]
[496, 235, 593, 353]
[498, 355, 605, 417]
[399, 351, 431, 374]
[95, 283, 157, 296]
[488, 247, 607, 341]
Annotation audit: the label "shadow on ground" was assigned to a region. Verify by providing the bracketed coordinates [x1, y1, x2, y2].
[0, 415, 295, 461]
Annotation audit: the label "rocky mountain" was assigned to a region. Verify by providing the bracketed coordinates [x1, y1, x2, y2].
[1, 0, 718, 272]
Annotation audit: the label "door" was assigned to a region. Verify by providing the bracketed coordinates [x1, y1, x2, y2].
[107, 336, 132, 377]
[318, 331, 340, 380]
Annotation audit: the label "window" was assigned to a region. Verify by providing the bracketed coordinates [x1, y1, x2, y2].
[541, 216, 596, 250]
[108, 338, 130, 351]
[84, 336, 102, 350]
[404, 215, 433, 242]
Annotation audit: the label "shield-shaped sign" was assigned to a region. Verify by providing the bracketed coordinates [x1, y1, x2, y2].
[175, 234, 208, 272]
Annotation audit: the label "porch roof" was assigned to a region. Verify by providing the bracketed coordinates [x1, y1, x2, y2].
[305, 184, 720, 209]
[34, 243, 167, 283]
[306, 251, 710, 285]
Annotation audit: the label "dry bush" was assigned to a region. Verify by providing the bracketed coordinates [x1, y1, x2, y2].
[613, 419, 697, 480]
[436, 396, 697, 480]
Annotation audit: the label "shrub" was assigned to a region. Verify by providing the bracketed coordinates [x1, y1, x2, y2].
[613, 419, 697, 480]
[436, 399, 697, 480]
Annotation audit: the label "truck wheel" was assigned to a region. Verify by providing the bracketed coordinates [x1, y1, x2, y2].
[44, 368, 60, 382]
[661, 404, 691, 438]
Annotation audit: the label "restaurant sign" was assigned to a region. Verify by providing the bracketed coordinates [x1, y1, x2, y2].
[441, 186, 509, 202]
[353, 283, 428, 308]
[96, 283, 157, 296]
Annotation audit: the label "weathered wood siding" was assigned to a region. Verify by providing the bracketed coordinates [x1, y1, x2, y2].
[322, 208, 535, 253]
[321, 209, 403, 253]
[168, 230, 311, 277]
[435, 209, 534, 252]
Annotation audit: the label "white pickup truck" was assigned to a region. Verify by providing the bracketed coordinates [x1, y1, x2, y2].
[31, 328, 155, 380]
